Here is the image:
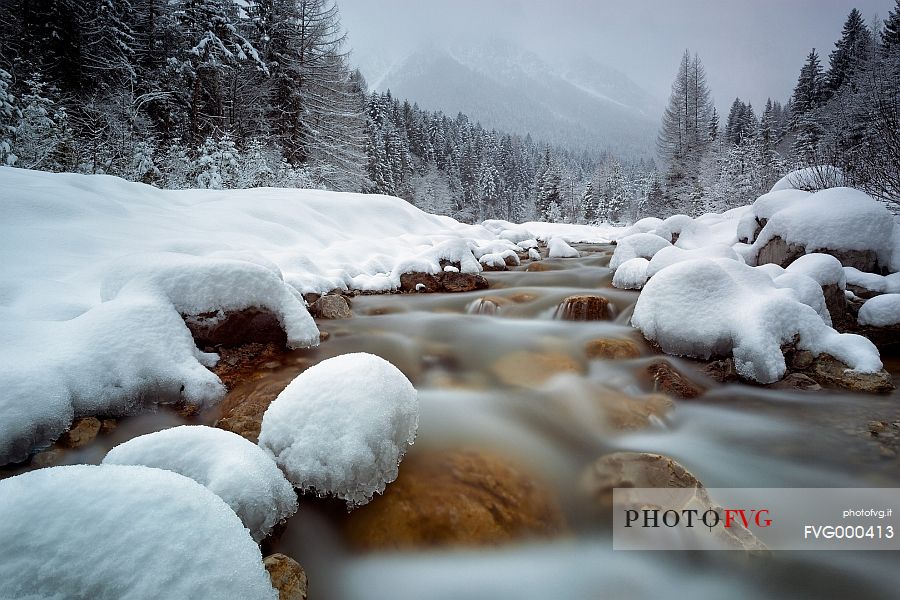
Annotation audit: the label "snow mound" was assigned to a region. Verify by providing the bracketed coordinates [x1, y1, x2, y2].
[548, 237, 579, 258]
[609, 233, 671, 270]
[750, 187, 897, 268]
[858, 295, 900, 327]
[646, 244, 744, 278]
[0, 464, 277, 600]
[631, 258, 881, 383]
[528, 248, 542, 261]
[785, 254, 846, 288]
[654, 214, 696, 244]
[736, 189, 810, 243]
[770, 166, 844, 192]
[612, 257, 650, 290]
[103, 425, 297, 542]
[258, 353, 419, 506]
[498, 228, 534, 244]
[100, 252, 318, 348]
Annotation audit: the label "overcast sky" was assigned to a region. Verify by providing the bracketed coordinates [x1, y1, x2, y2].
[339, 0, 896, 112]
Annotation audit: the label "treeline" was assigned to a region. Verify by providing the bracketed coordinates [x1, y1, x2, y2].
[655, 3, 900, 217]
[0, 0, 366, 190]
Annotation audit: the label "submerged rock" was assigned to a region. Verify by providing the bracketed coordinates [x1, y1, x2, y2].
[554, 295, 611, 321]
[646, 360, 706, 399]
[467, 296, 511, 315]
[57, 417, 101, 449]
[343, 449, 566, 550]
[264, 554, 308, 600]
[490, 351, 585, 388]
[584, 338, 641, 360]
[807, 354, 894, 394]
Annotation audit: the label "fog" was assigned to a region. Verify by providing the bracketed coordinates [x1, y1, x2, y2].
[340, 0, 896, 112]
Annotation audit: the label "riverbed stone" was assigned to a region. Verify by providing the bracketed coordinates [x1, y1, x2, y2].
[439, 272, 489, 293]
[526, 262, 550, 272]
[584, 338, 641, 360]
[768, 373, 822, 391]
[490, 351, 585, 388]
[343, 449, 566, 550]
[468, 296, 511, 315]
[554, 295, 611, 321]
[509, 292, 538, 303]
[264, 553, 308, 600]
[646, 360, 706, 399]
[310, 294, 352, 319]
[755, 235, 880, 272]
[400, 271, 440, 293]
[56, 417, 101, 449]
[184, 307, 287, 348]
[807, 354, 894, 393]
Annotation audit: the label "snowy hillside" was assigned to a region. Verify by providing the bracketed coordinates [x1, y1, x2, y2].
[360, 40, 660, 157]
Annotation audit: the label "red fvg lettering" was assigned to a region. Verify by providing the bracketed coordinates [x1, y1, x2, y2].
[724, 509, 772, 528]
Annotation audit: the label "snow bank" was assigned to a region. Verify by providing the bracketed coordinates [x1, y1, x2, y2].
[631, 258, 881, 383]
[103, 425, 297, 542]
[0, 464, 277, 599]
[858, 295, 900, 327]
[0, 168, 499, 463]
[611, 257, 650, 290]
[770, 166, 844, 192]
[258, 353, 418, 506]
[483, 219, 616, 244]
[548, 237, 579, 258]
[609, 233, 671, 270]
[749, 187, 897, 268]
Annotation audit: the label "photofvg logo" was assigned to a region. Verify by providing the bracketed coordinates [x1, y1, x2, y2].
[613, 488, 900, 551]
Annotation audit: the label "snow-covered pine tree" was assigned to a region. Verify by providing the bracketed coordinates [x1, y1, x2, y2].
[657, 50, 713, 214]
[825, 9, 872, 97]
[580, 180, 597, 224]
[790, 49, 825, 164]
[0, 68, 21, 165]
[884, 0, 900, 51]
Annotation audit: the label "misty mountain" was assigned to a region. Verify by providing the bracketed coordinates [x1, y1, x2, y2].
[356, 39, 662, 158]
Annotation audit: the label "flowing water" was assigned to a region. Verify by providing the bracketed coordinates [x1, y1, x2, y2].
[6, 244, 900, 599]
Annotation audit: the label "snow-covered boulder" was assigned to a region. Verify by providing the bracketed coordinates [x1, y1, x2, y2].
[785, 253, 846, 289]
[498, 228, 535, 244]
[609, 233, 671, 270]
[548, 237, 579, 258]
[749, 187, 896, 272]
[631, 258, 882, 384]
[258, 353, 419, 506]
[859, 295, 900, 327]
[646, 244, 744, 278]
[770, 166, 844, 193]
[612, 257, 650, 290]
[0, 464, 278, 599]
[103, 425, 297, 542]
[844, 268, 900, 295]
[654, 214, 696, 244]
[736, 189, 810, 244]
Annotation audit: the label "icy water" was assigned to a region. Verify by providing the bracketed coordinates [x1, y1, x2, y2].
[8, 244, 900, 599]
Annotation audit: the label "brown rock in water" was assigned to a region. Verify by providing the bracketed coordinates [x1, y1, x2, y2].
[491, 351, 585, 388]
[439, 272, 489, 293]
[31, 448, 64, 468]
[822, 283, 851, 329]
[467, 296, 511, 315]
[584, 338, 641, 360]
[213, 342, 291, 391]
[700, 358, 740, 383]
[310, 294, 352, 319]
[807, 354, 894, 394]
[768, 373, 822, 391]
[580, 452, 766, 552]
[344, 449, 566, 550]
[400, 271, 441, 293]
[554, 295, 611, 321]
[526, 262, 550, 272]
[57, 417, 101, 449]
[510, 292, 538, 303]
[264, 553, 308, 600]
[184, 308, 287, 348]
[646, 360, 706, 399]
